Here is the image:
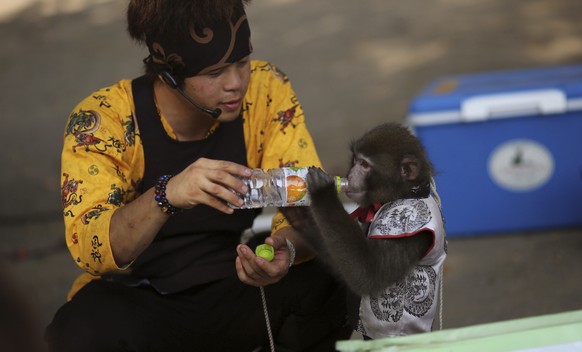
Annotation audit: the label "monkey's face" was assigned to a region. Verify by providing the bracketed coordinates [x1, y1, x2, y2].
[346, 151, 408, 207]
[345, 153, 374, 205]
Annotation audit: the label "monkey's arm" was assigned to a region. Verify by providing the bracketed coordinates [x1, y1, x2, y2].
[307, 167, 432, 296]
[278, 206, 331, 258]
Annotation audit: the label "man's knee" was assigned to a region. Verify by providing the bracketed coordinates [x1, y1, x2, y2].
[45, 281, 141, 351]
[46, 303, 105, 351]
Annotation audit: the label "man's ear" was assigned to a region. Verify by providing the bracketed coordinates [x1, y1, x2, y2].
[400, 156, 420, 181]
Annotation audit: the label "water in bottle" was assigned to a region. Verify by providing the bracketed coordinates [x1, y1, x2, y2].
[231, 167, 348, 209]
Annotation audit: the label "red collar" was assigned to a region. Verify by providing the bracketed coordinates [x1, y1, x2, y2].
[349, 202, 383, 223]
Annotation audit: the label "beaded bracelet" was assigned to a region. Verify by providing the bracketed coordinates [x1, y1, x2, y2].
[154, 174, 182, 216]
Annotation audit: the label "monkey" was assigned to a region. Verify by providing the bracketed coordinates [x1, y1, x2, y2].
[281, 122, 447, 339]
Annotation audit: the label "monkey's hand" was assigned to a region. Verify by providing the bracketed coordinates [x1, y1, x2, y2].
[306, 167, 338, 201]
[279, 206, 312, 232]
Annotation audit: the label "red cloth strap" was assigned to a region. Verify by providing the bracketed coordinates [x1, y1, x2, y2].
[349, 202, 383, 223]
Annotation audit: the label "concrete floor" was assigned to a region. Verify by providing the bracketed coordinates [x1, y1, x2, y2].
[1, 0, 582, 350]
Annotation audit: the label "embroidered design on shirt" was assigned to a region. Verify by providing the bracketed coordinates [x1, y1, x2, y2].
[62, 173, 83, 217]
[123, 114, 137, 146]
[273, 104, 300, 134]
[278, 159, 299, 168]
[106, 184, 126, 207]
[90, 235, 103, 264]
[251, 62, 289, 83]
[369, 265, 436, 322]
[356, 320, 367, 336]
[81, 205, 110, 225]
[67, 110, 114, 153]
[374, 199, 431, 234]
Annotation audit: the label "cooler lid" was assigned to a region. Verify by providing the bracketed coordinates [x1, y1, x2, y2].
[407, 64, 582, 126]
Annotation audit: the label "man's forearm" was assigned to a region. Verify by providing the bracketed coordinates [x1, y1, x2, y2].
[109, 187, 169, 267]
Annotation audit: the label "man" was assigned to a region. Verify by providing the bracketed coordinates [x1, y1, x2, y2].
[46, 0, 350, 350]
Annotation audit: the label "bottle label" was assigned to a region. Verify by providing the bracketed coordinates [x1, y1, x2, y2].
[282, 167, 310, 206]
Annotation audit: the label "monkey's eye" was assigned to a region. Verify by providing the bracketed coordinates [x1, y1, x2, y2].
[356, 158, 371, 170]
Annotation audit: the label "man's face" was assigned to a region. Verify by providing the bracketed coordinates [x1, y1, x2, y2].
[183, 56, 251, 121]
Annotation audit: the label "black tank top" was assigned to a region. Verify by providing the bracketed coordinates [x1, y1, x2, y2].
[127, 76, 259, 294]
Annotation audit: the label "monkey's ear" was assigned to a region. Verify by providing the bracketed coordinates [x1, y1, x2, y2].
[401, 156, 420, 181]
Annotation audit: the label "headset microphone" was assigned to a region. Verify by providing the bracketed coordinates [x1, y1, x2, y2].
[160, 70, 222, 119]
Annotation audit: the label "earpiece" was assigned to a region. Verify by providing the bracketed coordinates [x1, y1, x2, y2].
[158, 69, 222, 119]
[160, 70, 179, 89]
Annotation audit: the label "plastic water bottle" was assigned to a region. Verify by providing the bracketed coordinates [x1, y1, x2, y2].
[231, 167, 348, 209]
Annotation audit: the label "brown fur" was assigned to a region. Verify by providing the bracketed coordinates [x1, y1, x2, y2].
[283, 123, 434, 296]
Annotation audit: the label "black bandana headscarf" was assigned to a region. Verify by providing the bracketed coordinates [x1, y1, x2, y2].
[145, 10, 252, 77]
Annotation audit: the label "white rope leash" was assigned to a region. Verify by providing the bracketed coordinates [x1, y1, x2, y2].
[256, 240, 295, 352]
[260, 286, 275, 352]
[438, 269, 444, 330]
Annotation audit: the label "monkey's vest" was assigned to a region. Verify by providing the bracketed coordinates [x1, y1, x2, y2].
[356, 193, 447, 339]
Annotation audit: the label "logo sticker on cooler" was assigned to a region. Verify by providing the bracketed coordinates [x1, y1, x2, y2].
[487, 139, 554, 192]
[283, 168, 309, 205]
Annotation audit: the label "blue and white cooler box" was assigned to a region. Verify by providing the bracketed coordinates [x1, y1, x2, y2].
[406, 64, 582, 237]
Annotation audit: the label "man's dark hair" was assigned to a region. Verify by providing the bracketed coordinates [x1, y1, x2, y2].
[126, 0, 251, 81]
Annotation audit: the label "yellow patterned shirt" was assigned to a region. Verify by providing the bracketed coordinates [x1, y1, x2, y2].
[61, 60, 321, 298]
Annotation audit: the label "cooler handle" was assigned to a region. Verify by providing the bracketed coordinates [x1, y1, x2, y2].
[461, 89, 567, 121]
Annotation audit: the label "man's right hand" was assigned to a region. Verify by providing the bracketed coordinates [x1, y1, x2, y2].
[165, 157, 251, 214]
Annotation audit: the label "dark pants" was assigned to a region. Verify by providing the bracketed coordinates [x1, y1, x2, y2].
[45, 260, 351, 352]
